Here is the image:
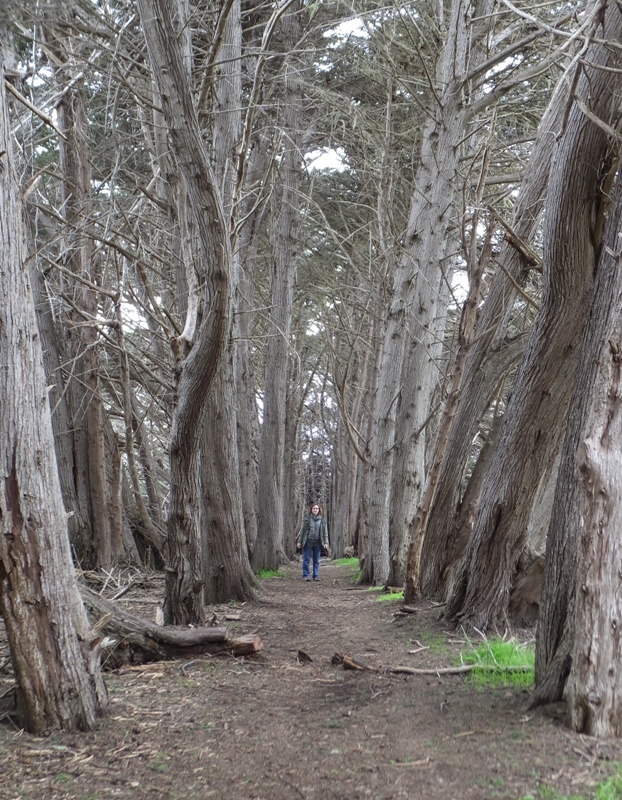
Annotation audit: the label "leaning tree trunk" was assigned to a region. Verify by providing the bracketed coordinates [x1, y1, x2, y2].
[412, 73, 570, 602]
[444, 0, 622, 630]
[137, 0, 233, 625]
[30, 264, 89, 555]
[403, 210, 494, 596]
[534, 31, 622, 710]
[0, 63, 107, 733]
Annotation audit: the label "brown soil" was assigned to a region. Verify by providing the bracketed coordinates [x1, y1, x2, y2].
[2, 559, 622, 800]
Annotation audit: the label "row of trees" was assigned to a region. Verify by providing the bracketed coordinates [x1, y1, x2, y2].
[2, 0, 622, 737]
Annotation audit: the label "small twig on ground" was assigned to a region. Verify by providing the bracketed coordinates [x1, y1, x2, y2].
[387, 757, 431, 767]
[112, 583, 134, 601]
[180, 660, 204, 675]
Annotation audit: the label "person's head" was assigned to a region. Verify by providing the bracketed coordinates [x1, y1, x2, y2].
[310, 502, 321, 516]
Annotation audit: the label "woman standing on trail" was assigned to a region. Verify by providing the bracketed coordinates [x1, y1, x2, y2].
[296, 502, 329, 582]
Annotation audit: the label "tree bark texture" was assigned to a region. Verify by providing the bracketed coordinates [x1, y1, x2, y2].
[254, 0, 306, 571]
[331, 311, 373, 557]
[0, 63, 108, 733]
[202, 357, 258, 604]
[567, 248, 622, 734]
[534, 38, 622, 713]
[196, 0, 257, 602]
[44, 7, 118, 569]
[363, 0, 494, 587]
[81, 588, 262, 667]
[445, 0, 622, 630]
[413, 74, 570, 602]
[137, 0, 234, 624]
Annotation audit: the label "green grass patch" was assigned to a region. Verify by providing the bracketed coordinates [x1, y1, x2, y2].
[333, 557, 361, 581]
[148, 755, 170, 774]
[333, 557, 359, 568]
[457, 636, 535, 689]
[376, 590, 405, 602]
[519, 765, 622, 799]
[364, 585, 404, 602]
[596, 767, 622, 799]
[256, 568, 286, 579]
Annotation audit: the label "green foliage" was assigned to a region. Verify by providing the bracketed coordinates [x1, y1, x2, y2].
[256, 569, 285, 579]
[518, 766, 622, 799]
[458, 637, 535, 689]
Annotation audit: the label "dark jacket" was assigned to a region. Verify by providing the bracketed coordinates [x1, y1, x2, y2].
[297, 514, 329, 549]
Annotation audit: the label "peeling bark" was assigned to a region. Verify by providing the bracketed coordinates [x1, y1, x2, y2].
[0, 61, 107, 733]
[445, 0, 622, 630]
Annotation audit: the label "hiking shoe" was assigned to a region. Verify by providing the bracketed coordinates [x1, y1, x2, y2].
[304, 577, 311, 582]
[313, 578, 320, 582]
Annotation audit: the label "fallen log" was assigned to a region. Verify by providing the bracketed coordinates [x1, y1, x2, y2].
[218, 634, 263, 658]
[390, 664, 532, 676]
[81, 586, 262, 667]
[332, 652, 531, 677]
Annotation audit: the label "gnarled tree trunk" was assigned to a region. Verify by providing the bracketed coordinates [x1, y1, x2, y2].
[445, 0, 622, 630]
[0, 62, 107, 733]
[534, 17, 622, 709]
[137, 0, 234, 624]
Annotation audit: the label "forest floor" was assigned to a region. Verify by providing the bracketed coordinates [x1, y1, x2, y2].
[2, 559, 622, 800]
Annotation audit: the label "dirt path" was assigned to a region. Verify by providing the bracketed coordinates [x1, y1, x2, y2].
[1, 560, 621, 800]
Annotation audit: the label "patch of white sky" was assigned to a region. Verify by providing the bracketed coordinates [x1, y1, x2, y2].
[304, 17, 368, 173]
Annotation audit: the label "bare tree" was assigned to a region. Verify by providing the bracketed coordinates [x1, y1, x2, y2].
[254, 0, 308, 570]
[444, 0, 622, 630]
[408, 74, 569, 603]
[0, 60, 107, 733]
[362, 0, 497, 585]
[137, 0, 239, 622]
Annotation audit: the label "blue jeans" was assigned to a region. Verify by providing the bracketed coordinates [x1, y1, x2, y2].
[303, 541, 322, 579]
